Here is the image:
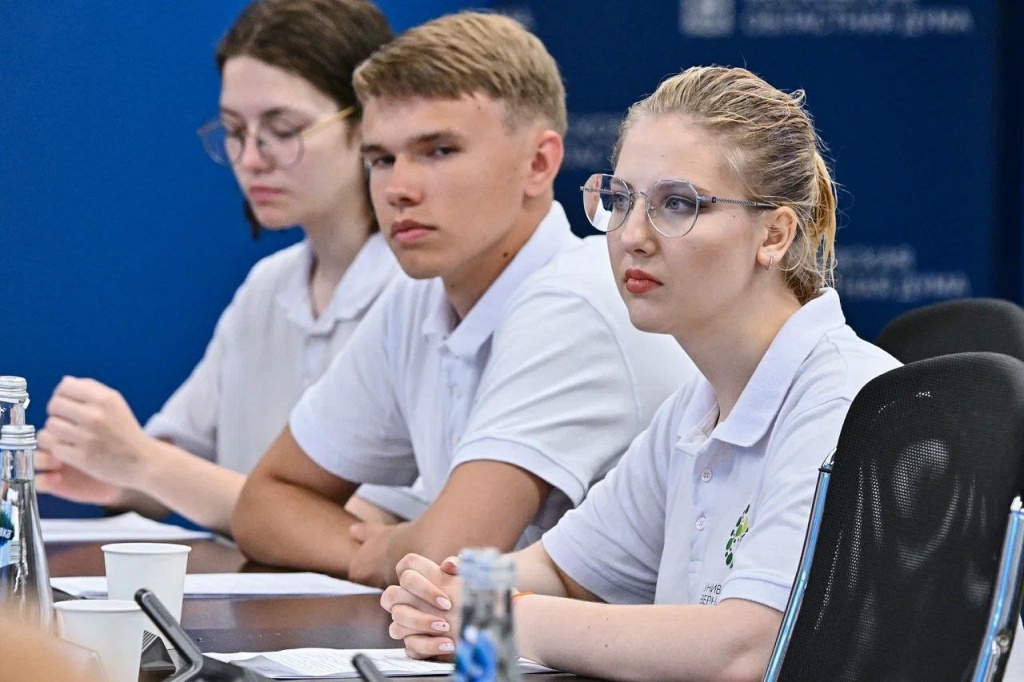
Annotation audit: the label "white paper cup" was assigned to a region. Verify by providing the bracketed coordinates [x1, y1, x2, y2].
[54, 599, 144, 682]
[102, 542, 191, 649]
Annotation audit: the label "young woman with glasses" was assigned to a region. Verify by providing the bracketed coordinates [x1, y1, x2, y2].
[380, 65, 901, 680]
[35, 0, 400, 535]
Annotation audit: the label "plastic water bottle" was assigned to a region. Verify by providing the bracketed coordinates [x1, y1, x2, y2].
[0, 376, 29, 428]
[455, 547, 522, 682]
[0, 423, 53, 632]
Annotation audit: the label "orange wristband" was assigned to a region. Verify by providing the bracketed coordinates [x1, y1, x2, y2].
[511, 590, 535, 601]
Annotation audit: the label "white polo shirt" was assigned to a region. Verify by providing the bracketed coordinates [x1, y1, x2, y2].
[542, 289, 900, 609]
[289, 202, 695, 543]
[145, 233, 399, 475]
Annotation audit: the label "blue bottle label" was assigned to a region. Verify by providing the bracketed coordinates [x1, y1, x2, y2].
[0, 502, 12, 568]
[455, 628, 498, 682]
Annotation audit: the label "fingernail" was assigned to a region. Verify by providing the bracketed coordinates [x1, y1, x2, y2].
[431, 621, 450, 632]
[437, 597, 452, 610]
[439, 642, 455, 653]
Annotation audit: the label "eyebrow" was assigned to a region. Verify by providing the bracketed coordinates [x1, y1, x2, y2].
[360, 130, 465, 156]
[219, 106, 307, 121]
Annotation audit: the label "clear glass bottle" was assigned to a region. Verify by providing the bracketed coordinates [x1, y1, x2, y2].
[455, 547, 522, 682]
[0, 376, 29, 428]
[0, 423, 53, 632]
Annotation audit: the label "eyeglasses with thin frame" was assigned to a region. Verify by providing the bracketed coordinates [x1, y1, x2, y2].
[197, 106, 356, 169]
[580, 173, 775, 238]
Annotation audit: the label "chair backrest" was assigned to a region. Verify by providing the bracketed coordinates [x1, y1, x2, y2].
[876, 298, 1024, 364]
[774, 352, 1024, 682]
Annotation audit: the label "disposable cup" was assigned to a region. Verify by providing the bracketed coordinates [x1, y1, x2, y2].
[54, 599, 144, 682]
[102, 542, 191, 649]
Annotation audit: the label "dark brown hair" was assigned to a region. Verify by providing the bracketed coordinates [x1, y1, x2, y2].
[217, 0, 393, 237]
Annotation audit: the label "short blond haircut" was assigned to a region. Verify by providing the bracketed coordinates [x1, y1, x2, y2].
[615, 66, 837, 304]
[353, 11, 567, 135]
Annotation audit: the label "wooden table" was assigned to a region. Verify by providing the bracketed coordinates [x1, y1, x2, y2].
[48, 539, 592, 680]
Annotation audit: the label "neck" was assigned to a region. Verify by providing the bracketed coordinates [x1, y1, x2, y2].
[676, 284, 802, 423]
[444, 196, 552, 321]
[304, 198, 374, 317]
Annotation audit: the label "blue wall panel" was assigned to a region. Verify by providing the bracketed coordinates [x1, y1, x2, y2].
[1, 1, 1018, 518]
[0, 1, 471, 517]
[494, 0, 1010, 338]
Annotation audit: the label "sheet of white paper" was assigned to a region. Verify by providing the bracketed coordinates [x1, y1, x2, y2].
[51, 572, 381, 599]
[41, 512, 213, 543]
[206, 647, 555, 679]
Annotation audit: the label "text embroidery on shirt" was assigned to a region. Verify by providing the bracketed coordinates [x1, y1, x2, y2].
[699, 582, 722, 605]
[725, 503, 751, 568]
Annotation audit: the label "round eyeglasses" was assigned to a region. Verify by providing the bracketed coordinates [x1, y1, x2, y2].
[580, 173, 775, 238]
[197, 106, 355, 169]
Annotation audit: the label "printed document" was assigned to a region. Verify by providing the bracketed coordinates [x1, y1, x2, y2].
[51, 572, 381, 599]
[41, 512, 213, 543]
[206, 648, 555, 679]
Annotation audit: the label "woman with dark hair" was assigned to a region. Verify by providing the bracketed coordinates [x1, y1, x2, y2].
[35, 0, 399, 535]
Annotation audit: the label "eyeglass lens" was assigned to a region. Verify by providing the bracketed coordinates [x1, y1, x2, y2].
[199, 117, 304, 168]
[582, 174, 701, 237]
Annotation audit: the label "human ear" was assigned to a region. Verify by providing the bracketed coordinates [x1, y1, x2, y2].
[523, 129, 564, 198]
[758, 206, 798, 269]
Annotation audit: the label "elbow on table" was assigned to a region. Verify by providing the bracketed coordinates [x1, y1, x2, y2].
[716, 657, 772, 682]
[709, 636, 775, 682]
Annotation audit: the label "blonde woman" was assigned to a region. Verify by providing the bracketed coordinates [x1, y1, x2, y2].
[381, 66, 900, 680]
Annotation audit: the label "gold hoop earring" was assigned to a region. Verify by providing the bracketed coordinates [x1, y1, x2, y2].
[766, 255, 775, 271]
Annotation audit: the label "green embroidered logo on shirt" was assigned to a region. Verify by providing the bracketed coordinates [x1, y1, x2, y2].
[725, 503, 751, 568]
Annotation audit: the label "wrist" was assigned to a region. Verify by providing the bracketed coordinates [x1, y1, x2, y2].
[132, 436, 171, 494]
[512, 590, 538, 663]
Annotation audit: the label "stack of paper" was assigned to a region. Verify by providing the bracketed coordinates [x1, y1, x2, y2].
[41, 512, 213, 543]
[206, 648, 555, 679]
[51, 573, 381, 599]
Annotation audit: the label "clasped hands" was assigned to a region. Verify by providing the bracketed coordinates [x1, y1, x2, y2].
[380, 553, 464, 659]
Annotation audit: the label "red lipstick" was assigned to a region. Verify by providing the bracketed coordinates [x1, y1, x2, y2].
[624, 268, 662, 294]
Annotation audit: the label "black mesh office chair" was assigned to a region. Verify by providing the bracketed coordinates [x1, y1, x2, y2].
[764, 353, 1024, 682]
[876, 298, 1024, 363]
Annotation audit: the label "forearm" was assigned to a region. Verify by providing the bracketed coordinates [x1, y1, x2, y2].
[232, 474, 362, 576]
[511, 542, 594, 600]
[376, 461, 552, 582]
[127, 439, 244, 535]
[380, 516, 527, 587]
[515, 598, 780, 682]
[110, 487, 171, 523]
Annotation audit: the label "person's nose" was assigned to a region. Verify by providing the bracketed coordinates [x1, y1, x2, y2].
[236, 132, 273, 173]
[382, 155, 423, 208]
[617, 194, 658, 255]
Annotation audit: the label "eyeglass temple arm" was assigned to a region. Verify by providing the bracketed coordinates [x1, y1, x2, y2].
[302, 106, 357, 137]
[700, 195, 775, 208]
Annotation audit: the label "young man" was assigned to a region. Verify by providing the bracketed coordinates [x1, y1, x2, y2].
[231, 12, 694, 588]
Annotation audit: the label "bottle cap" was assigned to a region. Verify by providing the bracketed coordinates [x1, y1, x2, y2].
[0, 376, 28, 403]
[0, 424, 36, 448]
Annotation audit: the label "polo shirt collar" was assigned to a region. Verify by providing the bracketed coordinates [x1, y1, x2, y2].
[710, 288, 846, 448]
[422, 201, 578, 360]
[278, 233, 397, 333]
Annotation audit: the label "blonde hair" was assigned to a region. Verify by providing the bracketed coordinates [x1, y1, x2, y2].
[353, 11, 566, 135]
[615, 66, 836, 304]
